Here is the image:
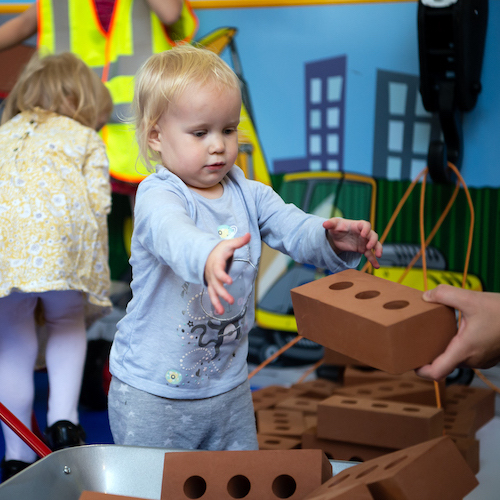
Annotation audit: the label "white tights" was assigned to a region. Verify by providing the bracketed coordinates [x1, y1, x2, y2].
[0, 291, 87, 462]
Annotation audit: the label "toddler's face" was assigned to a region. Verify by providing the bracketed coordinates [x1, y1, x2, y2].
[148, 81, 241, 194]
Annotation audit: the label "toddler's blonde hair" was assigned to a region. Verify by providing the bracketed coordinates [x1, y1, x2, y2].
[133, 43, 241, 172]
[1, 51, 113, 130]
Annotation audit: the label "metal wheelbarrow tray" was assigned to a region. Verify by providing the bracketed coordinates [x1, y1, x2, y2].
[0, 403, 355, 499]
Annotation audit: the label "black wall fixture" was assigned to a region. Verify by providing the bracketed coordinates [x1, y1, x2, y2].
[418, 0, 488, 183]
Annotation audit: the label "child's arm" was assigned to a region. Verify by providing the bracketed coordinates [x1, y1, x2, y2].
[204, 233, 251, 315]
[0, 5, 37, 52]
[323, 217, 382, 268]
[145, 0, 183, 25]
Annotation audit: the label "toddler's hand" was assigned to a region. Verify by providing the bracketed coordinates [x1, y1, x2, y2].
[204, 233, 251, 315]
[323, 218, 382, 268]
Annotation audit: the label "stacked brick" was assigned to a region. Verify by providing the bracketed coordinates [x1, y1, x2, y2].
[254, 367, 493, 476]
[78, 434, 478, 500]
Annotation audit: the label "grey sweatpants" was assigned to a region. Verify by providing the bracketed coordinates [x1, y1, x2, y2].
[108, 376, 258, 451]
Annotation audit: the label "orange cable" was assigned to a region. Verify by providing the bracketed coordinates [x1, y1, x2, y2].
[361, 168, 428, 274]
[248, 335, 304, 380]
[295, 358, 325, 384]
[397, 181, 460, 285]
[416, 170, 442, 408]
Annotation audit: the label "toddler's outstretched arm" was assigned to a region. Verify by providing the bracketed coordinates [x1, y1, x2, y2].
[323, 217, 382, 268]
[204, 233, 251, 315]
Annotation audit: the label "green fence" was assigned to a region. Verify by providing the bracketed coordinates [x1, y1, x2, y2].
[375, 179, 500, 293]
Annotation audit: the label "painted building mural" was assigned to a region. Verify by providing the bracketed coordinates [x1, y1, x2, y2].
[0, 0, 499, 296]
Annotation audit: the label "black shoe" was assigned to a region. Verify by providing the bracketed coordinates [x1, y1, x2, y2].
[1, 458, 33, 482]
[44, 420, 86, 451]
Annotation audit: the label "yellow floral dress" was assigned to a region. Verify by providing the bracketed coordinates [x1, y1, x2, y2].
[0, 109, 112, 325]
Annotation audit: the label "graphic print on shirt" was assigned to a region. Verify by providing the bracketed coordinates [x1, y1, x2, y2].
[217, 224, 237, 239]
[166, 223, 255, 388]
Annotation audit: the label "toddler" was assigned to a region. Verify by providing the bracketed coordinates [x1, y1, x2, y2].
[0, 51, 112, 481]
[108, 44, 382, 451]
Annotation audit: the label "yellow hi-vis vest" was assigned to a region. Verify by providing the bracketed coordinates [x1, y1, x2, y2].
[37, 0, 198, 184]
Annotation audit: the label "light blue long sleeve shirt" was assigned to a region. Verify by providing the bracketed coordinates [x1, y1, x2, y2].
[109, 165, 360, 399]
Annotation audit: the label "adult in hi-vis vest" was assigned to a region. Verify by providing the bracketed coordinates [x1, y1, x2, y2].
[0, 0, 198, 187]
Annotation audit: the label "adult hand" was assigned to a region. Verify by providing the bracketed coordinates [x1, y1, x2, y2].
[416, 285, 500, 380]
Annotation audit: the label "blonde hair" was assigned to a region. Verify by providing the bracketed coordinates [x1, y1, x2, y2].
[133, 44, 241, 172]
[1, 51, 113, 130]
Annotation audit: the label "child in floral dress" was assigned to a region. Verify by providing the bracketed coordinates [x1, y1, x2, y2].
[0, 51, 113, 481]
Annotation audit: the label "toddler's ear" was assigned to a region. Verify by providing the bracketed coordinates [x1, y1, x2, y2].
[148, 125, 161, 151]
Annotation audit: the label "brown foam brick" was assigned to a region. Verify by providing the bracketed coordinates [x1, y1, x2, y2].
[257, 434, 301, 450]
[445, 385, 495, 430]
[306, 481, 374, 499]
[302, 427, 395, 462]
[333, 379, 443, 407]
[304, 436, 478, 500]
[317, 395, 443, 449]
[257, 409, 307, 438]
[292, 379, 341, 399]
[161, 449, 332, 500]
[322, 348, 367, 367]
[276, 396, 320, 415]
[252, 385, 302, 412]
[290, 269, 457, 374]
[449, 435, 480, 474]
[79, 493, 149, 500]
[443, 409, 477, 438]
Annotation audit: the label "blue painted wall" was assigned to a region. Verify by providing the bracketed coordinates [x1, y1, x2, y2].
[195, 1, 500, 187]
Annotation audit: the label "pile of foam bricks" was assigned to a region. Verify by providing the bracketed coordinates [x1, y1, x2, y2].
[253, 363, 492, 498]
[78, 365, 489, 500]
[79, 270, 492, 499]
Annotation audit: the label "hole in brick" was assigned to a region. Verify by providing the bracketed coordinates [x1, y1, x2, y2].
[341, 399, 358, 405]
[444, 424, 453, 429]
[383, 300, 409, 310]
[265, 439, 281, 445]
[384, 456, 408, 470]
[403, 407, 420, 412]
[227, 474, 251, 498]
[273, 412, 288, 417]
[448, 399, 459, 405]
[444, 417, 455, 423]
[328, 474, 350, 488]
[274, 419, 289, 424]
[372, 403, 388, 408]
[446, 411, 458, 416]
[272, 474, 297, 498]
[355, 465, 378, 479]
[329, 281, 353, 290]
[355, 290, 380, 300]
[276, 426, 291, 430]
[184, 475, 207, 499]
